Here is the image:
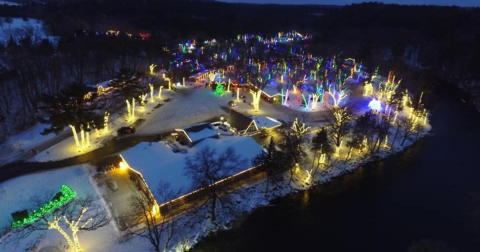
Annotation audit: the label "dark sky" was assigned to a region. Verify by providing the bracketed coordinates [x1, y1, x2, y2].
[219, 0, 479, 7]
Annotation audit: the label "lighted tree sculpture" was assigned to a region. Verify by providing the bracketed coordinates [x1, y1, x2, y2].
[208, 72, 216, 86]
[149, 84, 154, 102]
[250, 89, 261, 112]
[149, 64, 157, 75]
[126, 98, 135, 122]
[328, 106, 352, 156]
[364, 81, 373, 96]
[139, 93, 147, 106]
[10, 193, 109, 252]
[215, 83, 224, 95]
[279, 118, 310, 185]
[70, 125, 81, 152]
[158, 86, 164, 99]
[103, 112, 110, 135]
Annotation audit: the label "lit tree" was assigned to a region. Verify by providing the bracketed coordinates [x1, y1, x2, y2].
[184, 146, 246, 222]
[215, 83, 224, 95]
[280, 118, 310, 185]
[310, 128, 334, 178]
[10, 193, 109, 252]
[250, 89, 261, 112]
[328, 106, 353, 154]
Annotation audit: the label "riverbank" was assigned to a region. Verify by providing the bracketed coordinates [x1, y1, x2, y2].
[188, 91, 480, 252]
[157, 119, 433, 251]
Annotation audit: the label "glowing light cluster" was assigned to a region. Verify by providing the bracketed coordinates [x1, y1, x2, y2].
[11, 185, 76, 228]
[368, 98, 382, 111]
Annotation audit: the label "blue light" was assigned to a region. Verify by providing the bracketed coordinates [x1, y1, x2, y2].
[368, 99, 382, 111]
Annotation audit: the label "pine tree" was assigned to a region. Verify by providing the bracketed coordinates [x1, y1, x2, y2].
[252, 137, 286, 194]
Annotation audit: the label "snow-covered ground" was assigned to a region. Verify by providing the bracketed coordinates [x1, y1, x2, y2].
[28, 80, 307, 163]
[0, 18, 58, 45]
[0, 123, 61, 166]
[0, 104, 432, 252]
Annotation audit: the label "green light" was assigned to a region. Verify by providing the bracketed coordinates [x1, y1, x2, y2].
[11, 185, 76, 228]
[215, 83, 224, 95]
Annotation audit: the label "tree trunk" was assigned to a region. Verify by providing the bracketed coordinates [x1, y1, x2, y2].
[265, 171, 270, 195]
[211, 192, 217, 222]
[391, 125, 401, 149]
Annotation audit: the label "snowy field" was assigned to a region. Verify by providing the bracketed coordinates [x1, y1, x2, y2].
[0, 123, 60, 166]
[0, 18, 58, 45]
[0, 110, 432, 252]
[122, 135, 264, 203]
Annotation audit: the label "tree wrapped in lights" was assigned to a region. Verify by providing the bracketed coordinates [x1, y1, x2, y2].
[149, 64, 157, 75]
[279, 117, 310, 185]
[126, 98, 135, 122]
[328, 106, 352, 155]
[9, 193, 109, 252]
[250, 89, 261, 112]
[215, 83, 224, 95]
[11, 185, 76, 228]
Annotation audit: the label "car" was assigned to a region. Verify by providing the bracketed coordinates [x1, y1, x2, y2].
[117, 126, 136, 136]
[228, 101, 236, 107]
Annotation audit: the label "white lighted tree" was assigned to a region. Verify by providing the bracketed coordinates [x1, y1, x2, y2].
[149, 64, 157, 75]
[9, 194, 109, 252]
[250, 89, 261, 112]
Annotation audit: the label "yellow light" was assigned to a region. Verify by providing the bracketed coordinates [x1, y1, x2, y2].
[149, 64, 157, 75]
[119, 162, 127, 170]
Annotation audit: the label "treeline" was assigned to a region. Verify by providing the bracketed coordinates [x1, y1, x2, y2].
[0, 34, 169, 141]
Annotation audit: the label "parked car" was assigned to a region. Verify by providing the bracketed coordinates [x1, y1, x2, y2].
[228, 100, 236, 107]
[117, 126, 136, 136]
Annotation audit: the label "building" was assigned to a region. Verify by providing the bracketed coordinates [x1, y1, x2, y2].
[175, 122, 219, 147]
[226, 109, 259, 135]
[119, 135, 265, 216]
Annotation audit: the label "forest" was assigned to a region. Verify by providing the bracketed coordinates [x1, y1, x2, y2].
[0, 0, 479, 142]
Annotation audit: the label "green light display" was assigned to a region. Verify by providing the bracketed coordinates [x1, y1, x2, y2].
[11, 185, 76, 228]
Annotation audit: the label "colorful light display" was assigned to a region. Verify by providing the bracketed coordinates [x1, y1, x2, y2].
[11, 185, 76, 228]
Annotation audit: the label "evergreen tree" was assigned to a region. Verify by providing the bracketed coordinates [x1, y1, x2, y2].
[252, 137, 286, 194]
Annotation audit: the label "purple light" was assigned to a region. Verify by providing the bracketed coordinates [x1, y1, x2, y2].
[368, 98, 382, 111]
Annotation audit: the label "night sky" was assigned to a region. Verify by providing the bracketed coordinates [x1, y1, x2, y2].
[219, 0, 479, 7]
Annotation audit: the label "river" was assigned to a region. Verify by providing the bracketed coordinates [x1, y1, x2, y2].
[191, 90, 480, 252]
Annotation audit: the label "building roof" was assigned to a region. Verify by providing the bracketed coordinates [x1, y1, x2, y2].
[177, 123, 219, 143]
[227, 109, 258, 133]
[250, 115, 282, 129]
[121, 136, 263, 204]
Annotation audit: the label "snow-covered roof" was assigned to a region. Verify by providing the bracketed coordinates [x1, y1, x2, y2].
[262, 86, 282, 97]
[250, 115, 282, 129]
[121, 136, 263, 204]
[177, 123, 219, 143]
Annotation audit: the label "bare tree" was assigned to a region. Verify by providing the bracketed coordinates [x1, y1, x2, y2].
[399, 116, 416, 146]
[184, 146, 246, 222]
[310, 128, 335, 178]
[127, 181, 182, 252]
[8, 193, 109, 252]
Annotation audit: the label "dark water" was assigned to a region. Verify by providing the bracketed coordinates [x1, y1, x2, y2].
[192, 93, 480, 252]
